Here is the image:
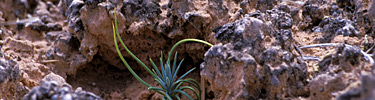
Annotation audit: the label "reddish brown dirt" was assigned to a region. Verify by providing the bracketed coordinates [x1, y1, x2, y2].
[1, 0, 375, 100]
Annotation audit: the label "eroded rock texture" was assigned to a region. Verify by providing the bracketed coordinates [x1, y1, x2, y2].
[200, 1, 375, 99]
[1, 0, 375, 99]
[0, 50, 24, 98]
[22, 73, 101, 100]
[201, 11, 309, 99]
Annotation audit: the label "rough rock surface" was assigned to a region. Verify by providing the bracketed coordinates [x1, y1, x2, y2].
[201, 11, 309, 99]
[336, 72, 375, 100]
[200, 0, 375, 99]
[0, 50, 24, 98]
[201, 43, 309, 99]
[313, 17, 360, 43]
[22, 73, 101, 100]
[0, 0, 375, 99]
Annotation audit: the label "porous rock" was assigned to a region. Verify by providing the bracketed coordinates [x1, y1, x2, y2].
[318, 44, 363, 72]
[337, 72, 375, 100]
[45, 31, 83, 78]
[315, 17, 359, 43]
[201, 43, 309, 99]
[355, 0, 373, 37]
[63, 0, 251, 72]
[202, 13, 308, 99]
[300, 0, 332, 29]
[0, 48, 28, 99]
[309, 72, 359, 100]
[0, 53, 20, 84]
[213, 16, 268, 57]
[22, 73, 101, 100]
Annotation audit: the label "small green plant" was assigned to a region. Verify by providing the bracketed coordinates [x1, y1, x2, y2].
[112, 9, 213, 100]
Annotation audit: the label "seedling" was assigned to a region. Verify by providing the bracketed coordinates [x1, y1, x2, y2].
[112, 8, 213, 100]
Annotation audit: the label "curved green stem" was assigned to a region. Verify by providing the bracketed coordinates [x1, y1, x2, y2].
[113, 22, 151, 87]
[168, 39, 213, 61]
[113, 9, 158, 79]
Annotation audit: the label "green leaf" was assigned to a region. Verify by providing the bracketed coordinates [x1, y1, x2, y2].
[148, 87, 166, 92]
[162, 96, 166, 100]
[177, 67, 196, 81]
[176, 90, 194, 100]
[166, 77, 171, 90]
[166, 63, 172, 85]
[172, 59, 184, 81]
[175, 95, 181, 100]
[179, 86, 200, 100]
[171, 78, 200, 98]
[165, 93, 173, 100]
[173, 81, 183, 93]
[150, 59, 163, 79]
[160, 52, 166, 82]
[178, 78, 201, 93]
[154, 78, 167, 90]
[172, 52, 178, 79]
